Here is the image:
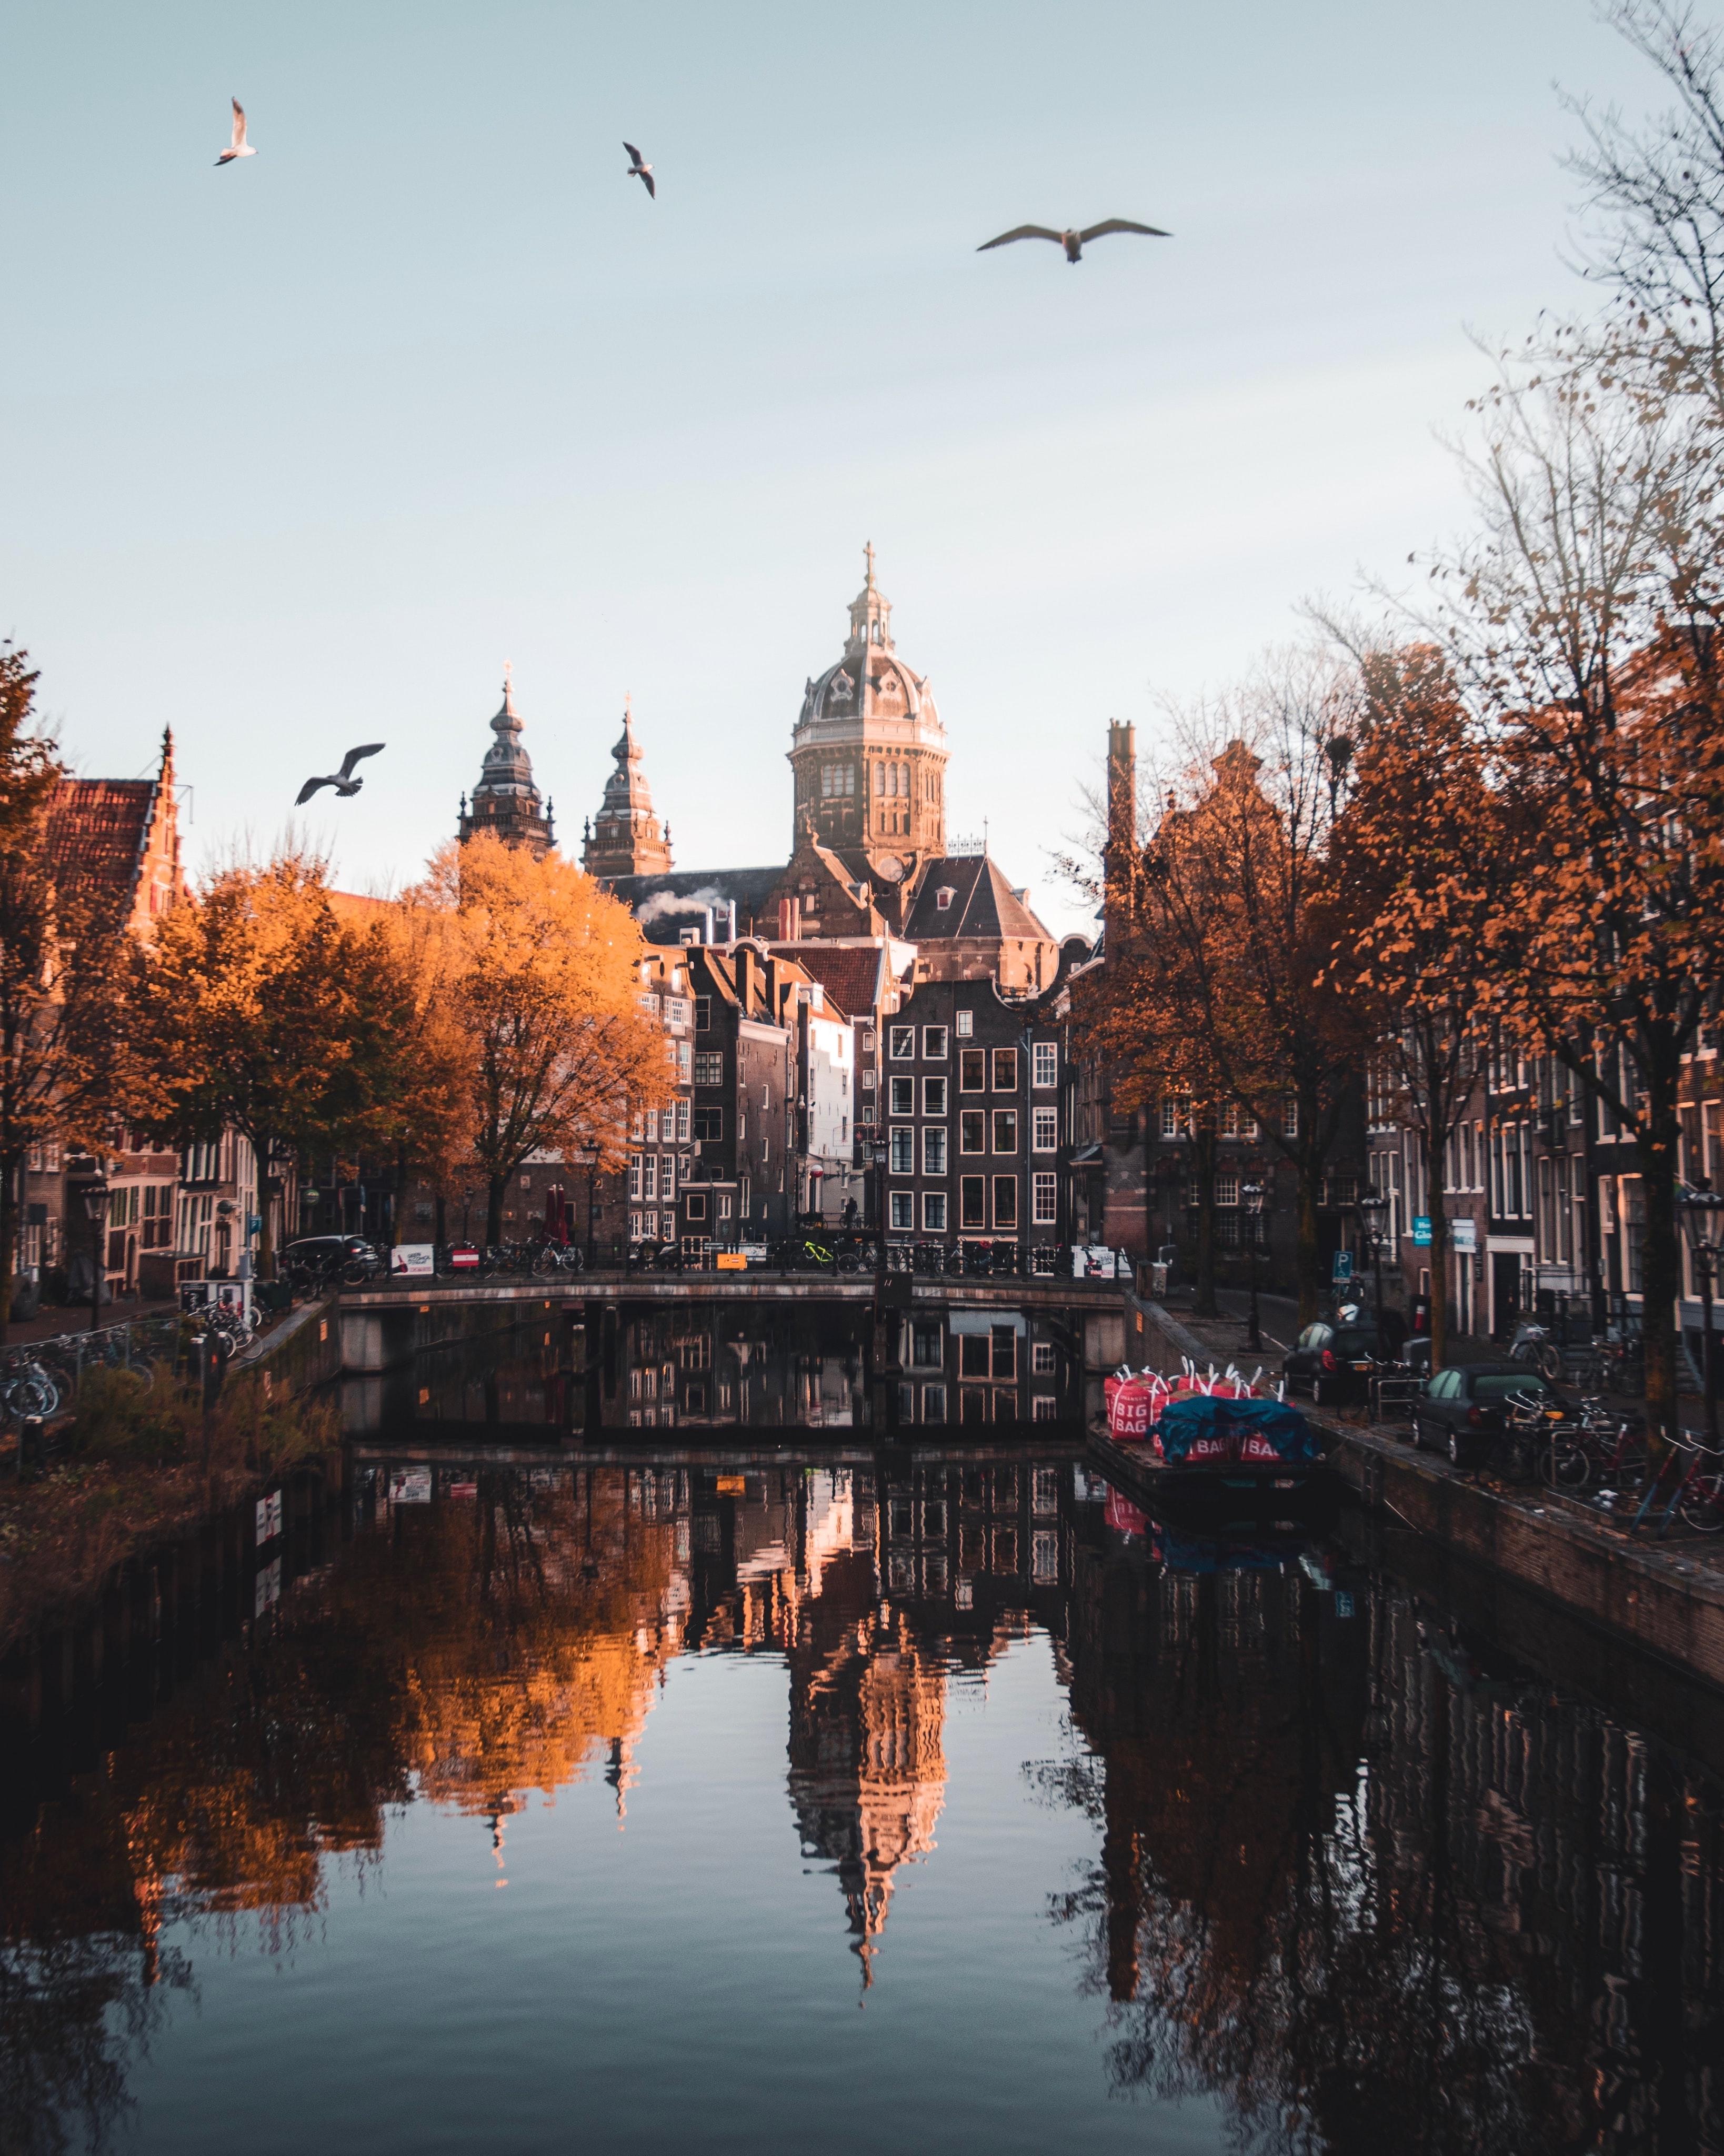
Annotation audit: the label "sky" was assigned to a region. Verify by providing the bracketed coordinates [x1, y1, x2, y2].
[0, 1, 1667, 935]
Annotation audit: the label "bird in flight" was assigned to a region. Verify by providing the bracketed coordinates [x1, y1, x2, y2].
[216, 98, 256, 167]
[624, 142, 656, 198]
[978, 218, 1170, 264]
[296, 744, 385, 805]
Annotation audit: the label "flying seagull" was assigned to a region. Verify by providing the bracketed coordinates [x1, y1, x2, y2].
[624, 141, 655, 198]
[296, 743, 385, 806]
[216, 97, 256, 166]
[978, 218, 1170, 263]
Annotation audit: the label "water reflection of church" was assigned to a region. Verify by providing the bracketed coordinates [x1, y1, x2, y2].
[347, 1451, 1076, 1974]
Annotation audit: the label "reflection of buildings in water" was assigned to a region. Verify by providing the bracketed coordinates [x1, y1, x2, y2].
[609, 1308, 866, 1431]
[1059, 1502, 1724, 2151]
[787, 1603, 947, 1984]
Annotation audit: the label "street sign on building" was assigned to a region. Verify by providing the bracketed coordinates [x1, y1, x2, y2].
[1331, 1250, 1354, 1284]
[1451, 1217, 1477, 1253]
[1412, 1216, 1432, 1247]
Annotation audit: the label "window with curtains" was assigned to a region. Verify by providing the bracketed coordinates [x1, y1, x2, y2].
[890, 1127, 914, 1174]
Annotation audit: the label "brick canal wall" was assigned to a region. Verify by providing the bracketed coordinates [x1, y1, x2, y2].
[1106, 1301, 1724, 1697]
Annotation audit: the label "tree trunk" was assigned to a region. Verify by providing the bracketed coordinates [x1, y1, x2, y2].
[1637, 1084, 1683, 1462]
[486, 1175, 505, 1246]
[1426, 1144, 1450, 1375]
[253, 1131, 276, 1279]
[0, 1149, 19, 1344]
[1295, 1151, 1323, 1324]
[1191, 1127, 1218, 1318]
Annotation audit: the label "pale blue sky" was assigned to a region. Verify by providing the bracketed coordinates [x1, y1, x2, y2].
[1, 2, 1658, 932]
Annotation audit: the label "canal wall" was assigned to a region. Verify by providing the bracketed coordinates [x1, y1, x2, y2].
[1116, 1301, 1724, 1699]
[339, 1294, 539, 1374]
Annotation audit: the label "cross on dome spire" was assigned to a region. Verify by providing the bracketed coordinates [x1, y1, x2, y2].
[846, 542, 893, 655]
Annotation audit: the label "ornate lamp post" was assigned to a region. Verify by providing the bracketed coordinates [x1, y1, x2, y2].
[81, 1176, 111, 1333]
[1357, 1187, 1389, 1337]
[1679, 1181, 1724, 1441]
[1240, 1180, 1265, 1352]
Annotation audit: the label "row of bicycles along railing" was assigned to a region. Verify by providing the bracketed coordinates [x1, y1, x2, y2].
[2, 1301, 262, 1430]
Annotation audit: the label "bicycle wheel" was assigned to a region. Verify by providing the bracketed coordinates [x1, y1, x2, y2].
[1539, 1439, 1591, 1493]
[530, 1244, 560, 1277]
[1677, 1473, 1724, 1534]
[1537, 1343, 1563, 1383]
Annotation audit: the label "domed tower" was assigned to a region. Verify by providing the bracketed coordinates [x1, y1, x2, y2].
[581, 696, 674, 881]
[788, 545, 947, 893]
[458, 665, 555, 857]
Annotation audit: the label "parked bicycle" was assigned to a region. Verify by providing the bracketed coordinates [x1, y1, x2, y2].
[1627, 1432, 1724, 1536]
[2, 1348, 61, 1423]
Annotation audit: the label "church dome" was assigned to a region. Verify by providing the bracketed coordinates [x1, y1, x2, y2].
[796, 544, 942, 735]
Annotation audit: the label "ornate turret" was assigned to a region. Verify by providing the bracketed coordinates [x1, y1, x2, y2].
[458, 665, 555, 857]
[582, 696, 674, 881]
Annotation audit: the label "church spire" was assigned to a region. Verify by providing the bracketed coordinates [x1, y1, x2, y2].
[457, 663, 555, 857]
[845, 540, 894, 656]
[581, 694, 674, 882]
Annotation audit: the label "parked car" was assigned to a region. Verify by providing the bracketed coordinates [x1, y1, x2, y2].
[282, 1235, 384, 1285]
[1410, 1364, 1563, 1468]
[1281, 1321, 1388, 1406]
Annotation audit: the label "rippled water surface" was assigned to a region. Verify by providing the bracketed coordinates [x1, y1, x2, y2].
[4, 1330, 1723, 2155]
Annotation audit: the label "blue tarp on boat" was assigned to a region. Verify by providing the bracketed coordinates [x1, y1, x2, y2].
[1151, 1393, 1324, 1464]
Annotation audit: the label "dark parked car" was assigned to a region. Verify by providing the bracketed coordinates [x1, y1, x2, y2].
[282, 1235, 383, 1284]
[1281, 1321, 1387, 1406]
[1411, 1364, 1563, 1468]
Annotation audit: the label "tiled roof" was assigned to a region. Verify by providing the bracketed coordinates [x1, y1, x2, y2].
[44, 778, 156, 911]
[605, 866, 784, 945]
[328, 889, 398, 925]
[768, 942, 884, 1023]
[901, 855, 1054, 944]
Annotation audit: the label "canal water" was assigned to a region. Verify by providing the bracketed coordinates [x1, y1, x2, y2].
[4, 1325, 1723, 2154]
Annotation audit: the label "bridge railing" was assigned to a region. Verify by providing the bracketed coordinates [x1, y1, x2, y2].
[345, 1238, 1132, 1289]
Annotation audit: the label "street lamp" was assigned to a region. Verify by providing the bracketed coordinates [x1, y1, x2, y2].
[1240, 1181, 1265, 1352]
[81, 1177, 111, 1333]
[1679, 1181, 1724, 1440]
[1357, 1187, 1390, 1342]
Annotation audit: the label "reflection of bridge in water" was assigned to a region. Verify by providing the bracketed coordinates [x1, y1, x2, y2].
[342, 1287, 1120, 1439]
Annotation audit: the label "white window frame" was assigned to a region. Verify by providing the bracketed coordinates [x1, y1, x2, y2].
[889, 1126, 915, 1175]
[923, 1191, 947, 1232]
[923, 1026, 948, 1060]
[1032, 1171, 1057, 1224]
[1033, 1107, 1058, 1153]
[890, 1190, 914, 1231]
[1033, 1042, 1057, 1089]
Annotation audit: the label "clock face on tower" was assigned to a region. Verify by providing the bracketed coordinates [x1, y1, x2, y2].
[875, 854, 906, 882]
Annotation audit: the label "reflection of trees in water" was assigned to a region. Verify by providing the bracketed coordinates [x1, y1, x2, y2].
[1, 1467, 688, 2151]
[1056, 1525, 1724, 2154]
[0, 1934, 189, 2156]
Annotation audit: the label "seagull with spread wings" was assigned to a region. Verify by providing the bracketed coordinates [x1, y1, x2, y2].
[978, 218, 1169, 263]
[624, 142, 656, 198]
[296, 744, 385, 806]
[216, 98, 256, 167]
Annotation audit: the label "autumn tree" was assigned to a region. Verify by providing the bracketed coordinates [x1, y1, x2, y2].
[129, 853, 400, 1276]
[0, 650, 137, 1337]
[1417, 343, 1724, 1448]
[1325, 645, 1511, 1371]
[1140, 657, 1377, 1321]
[410, 834, 670, 1245]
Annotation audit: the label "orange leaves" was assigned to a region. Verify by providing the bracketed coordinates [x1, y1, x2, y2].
[407, 834, 670, 1192]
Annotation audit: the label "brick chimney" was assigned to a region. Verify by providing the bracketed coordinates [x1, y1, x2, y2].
[1105, 720, 1137, 944]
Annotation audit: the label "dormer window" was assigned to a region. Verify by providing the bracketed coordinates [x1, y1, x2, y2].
[936, 886, 956, 911]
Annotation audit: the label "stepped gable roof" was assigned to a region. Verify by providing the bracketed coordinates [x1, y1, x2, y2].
[768, 942, 886, 1024]
[900, 854, 1053, 944]
[44, 778, 157, 907]
[604, 865, 783, 945]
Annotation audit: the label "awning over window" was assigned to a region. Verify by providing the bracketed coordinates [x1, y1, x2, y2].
[948, 1309, 1026, 1335]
